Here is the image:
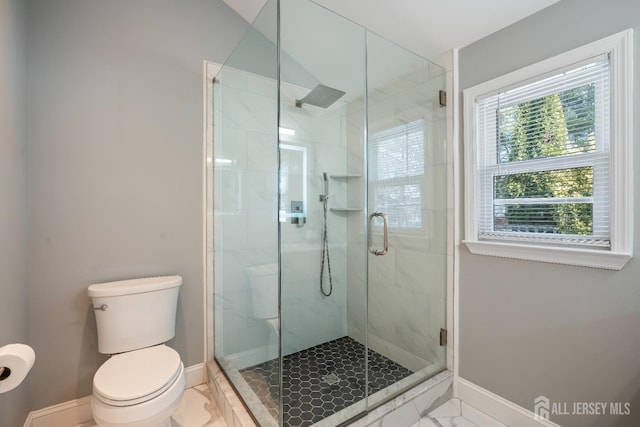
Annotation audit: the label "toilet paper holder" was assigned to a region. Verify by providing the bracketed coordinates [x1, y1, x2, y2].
[0, 343, 36, 394]
[0, 366, 10, 381]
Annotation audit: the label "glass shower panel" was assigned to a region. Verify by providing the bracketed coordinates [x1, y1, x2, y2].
[365, 31, 448, 407]
[213, 1, 280, 425]
[212, 1, 449, 425]
[278, 0, 367, 425]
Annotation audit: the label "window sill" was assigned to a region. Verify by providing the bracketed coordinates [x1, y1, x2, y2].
[463, 240, 632, 270]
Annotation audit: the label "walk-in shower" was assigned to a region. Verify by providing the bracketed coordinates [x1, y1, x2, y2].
[209, 0, 447, 425]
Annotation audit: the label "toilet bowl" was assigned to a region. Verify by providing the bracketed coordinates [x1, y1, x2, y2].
[248, 263, 280, 334]
[88, 276, 185, 427]
[247, 263, 279, 321]
[92, 345, 185, 427]
[248, 264, 279, 361]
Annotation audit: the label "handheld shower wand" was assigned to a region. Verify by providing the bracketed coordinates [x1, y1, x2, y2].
[320, 172, 333, 296]
[320, 172, 329, 201]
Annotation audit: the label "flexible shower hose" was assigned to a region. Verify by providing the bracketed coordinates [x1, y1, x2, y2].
[320, 195, 333, 297]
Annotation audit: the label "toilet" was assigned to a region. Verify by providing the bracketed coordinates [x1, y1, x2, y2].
[88, 276, 185, 427]
[248, 263, 279, 323]
[247, 264, 279, 361]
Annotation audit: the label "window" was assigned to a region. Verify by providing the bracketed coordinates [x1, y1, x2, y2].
[463, 30, 633, 269]
[369, 119, 425, 230]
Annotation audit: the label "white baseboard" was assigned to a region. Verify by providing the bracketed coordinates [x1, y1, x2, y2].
[23, 363, 206, 427]
[24, 395, 93, 427]
[455, 377, 562, 427]
[184, 362, 206, 389]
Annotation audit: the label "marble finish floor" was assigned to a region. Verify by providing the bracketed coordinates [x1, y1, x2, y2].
[414, 398, 507, 427]
[82, 384, 227, 427]
[168, 390, 503, 427]
[81, 387, 505, 427]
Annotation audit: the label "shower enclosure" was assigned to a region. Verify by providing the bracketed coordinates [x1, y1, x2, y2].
[210, 0, 447, 425]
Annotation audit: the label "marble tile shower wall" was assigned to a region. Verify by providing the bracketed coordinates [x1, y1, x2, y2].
[346, 63, 449, 373]
[213, 66, 278, 363]
[279, 83, 349, 354]
[213, 66, 350, 365]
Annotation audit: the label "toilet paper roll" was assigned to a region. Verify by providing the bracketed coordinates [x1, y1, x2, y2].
[0, 344, 35, 394]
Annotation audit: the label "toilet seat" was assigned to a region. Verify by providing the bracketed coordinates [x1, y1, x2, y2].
[94, 345, 182, 407]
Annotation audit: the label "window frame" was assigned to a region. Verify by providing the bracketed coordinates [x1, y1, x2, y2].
[463, 30, 633, 270]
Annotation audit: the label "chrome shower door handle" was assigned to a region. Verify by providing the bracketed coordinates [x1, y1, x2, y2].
[368, 212, 389, 256]
[378, 212, 389, 255]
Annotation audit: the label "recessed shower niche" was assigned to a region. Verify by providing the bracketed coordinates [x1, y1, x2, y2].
[207, 0, 448, 425]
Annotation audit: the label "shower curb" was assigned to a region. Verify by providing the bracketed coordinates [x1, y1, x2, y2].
[207, 362, 453, 427]
[207, 360, 260, 427]
[345, 370, 453, 427]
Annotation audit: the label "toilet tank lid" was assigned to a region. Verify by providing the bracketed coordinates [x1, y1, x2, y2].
[88, 275, 182, 298]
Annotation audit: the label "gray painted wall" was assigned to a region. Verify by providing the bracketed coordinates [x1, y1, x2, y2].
[0, 0, 29, 425]
[26, 0, 247, 410]
[459, 0, 640, 426]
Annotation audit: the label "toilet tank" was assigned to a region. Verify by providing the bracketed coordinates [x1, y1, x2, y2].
[247, 264, 278, 319]
[88, 276, 182, 354]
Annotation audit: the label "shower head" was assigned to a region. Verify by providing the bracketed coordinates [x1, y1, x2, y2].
[296, 84, 346, 109]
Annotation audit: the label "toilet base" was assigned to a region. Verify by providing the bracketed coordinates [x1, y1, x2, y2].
[94, 418, 172, 427]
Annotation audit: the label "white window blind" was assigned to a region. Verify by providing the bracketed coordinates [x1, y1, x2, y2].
[369, 120, 425, 229]
[476, 56, 611, 248]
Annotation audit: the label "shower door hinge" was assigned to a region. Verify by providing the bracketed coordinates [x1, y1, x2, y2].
[439, 328, 448, 346]
[439, 90, 447, 107]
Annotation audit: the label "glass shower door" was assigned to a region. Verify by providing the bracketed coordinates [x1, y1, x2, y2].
[365, 31, 448, 406]
[278, 0, 368, 425]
